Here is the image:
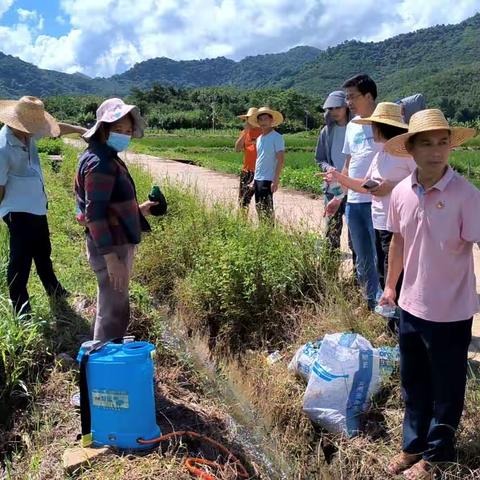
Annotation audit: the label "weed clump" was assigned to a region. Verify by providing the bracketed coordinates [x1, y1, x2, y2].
[136, 184, 336, 353]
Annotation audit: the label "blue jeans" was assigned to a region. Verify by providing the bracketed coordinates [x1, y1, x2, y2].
[345, 202, 379, 302]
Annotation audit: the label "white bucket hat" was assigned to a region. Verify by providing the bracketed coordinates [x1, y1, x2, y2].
[0, 96, 60, 137]
[83, 98, 146, 140]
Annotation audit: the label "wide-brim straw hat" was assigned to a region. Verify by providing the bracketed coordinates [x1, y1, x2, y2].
[384, 109, 476, 157]
[58, 122, 87, 136]
[353, 102, 407, 129]
[83, 97, 146, 140]
[0, 96, 60, 137]
[249, 106, 284, 127]
[237, 107, 258, 121]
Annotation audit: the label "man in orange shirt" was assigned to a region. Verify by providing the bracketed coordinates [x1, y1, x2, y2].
[235, 107, 263, 208]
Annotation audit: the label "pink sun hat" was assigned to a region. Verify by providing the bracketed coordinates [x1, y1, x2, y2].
[83, 98, 146, 140]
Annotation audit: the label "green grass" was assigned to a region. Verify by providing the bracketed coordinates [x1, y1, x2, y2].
[0, 144, 96, 429]
[2, 141, 275, 480]
[36, 138, 64, 156]
[136, 184, 342, 354]
[450, 150, 480, 187]
[2, 139, 480, 479]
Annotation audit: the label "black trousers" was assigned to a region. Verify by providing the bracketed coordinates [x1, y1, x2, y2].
[3, 212, 63, 313]
[238, 170, 255, 208]
[400, 309, 472, 462]
[375, 228, 403, 296]
[254, 180, 274, 220]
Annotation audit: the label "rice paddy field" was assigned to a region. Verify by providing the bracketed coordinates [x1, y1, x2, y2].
[131, 129, 480, 192]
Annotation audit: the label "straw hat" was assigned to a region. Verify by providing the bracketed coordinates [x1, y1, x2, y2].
[384, 109, 476, 157]
[237, 107, 258, 121]
[0, 96, 60, 137]
[83, 98, 145, 140]
[249, 107, 284, 127]
[353, 102, 407, 129]
[58, 122, 87, 136]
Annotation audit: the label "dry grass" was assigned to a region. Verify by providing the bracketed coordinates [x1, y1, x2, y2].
[175, 293, 480, 480]
[2, 345, 264, 480]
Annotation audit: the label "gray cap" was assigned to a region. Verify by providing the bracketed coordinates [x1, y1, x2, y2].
[323, 90, 347, 109]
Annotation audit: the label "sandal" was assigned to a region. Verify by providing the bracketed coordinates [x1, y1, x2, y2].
[403, 460, 433, 480]
[386, 452, 422, 475]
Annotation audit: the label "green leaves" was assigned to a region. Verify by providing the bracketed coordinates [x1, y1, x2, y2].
[0, 296, 47, 406]
[136, 184, 331, 354]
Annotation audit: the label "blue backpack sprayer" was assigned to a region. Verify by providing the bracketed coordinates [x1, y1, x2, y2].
[76, 338, 249, 478]
[77, 338, 161, 450]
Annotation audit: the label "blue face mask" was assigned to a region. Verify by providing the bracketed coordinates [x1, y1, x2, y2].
[107, 132, 131, 152]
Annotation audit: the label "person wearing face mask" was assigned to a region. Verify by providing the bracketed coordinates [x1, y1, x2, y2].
[75, 98, 157, 342]
[0, 96, 72, 314]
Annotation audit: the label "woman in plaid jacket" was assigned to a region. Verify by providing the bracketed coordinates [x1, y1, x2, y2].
[75, 98, 157, 342]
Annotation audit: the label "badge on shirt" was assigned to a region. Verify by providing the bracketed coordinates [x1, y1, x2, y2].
[436, 201, 445, 209]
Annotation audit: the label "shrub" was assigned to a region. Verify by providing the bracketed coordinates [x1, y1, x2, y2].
[136, 184, 335, 353]
[36, 138, 64, 155]
[0, 296, 47, 422]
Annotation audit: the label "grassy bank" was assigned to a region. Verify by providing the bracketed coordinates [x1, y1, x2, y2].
[132, 130, 480, 191]
[2, 139, 480, 479]
[135, 180, 480, 478]
[1, 143, 263, 479]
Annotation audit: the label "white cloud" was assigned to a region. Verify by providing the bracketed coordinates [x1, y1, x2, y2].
[0, 0, 14, 17]
[16, 7, 43, 29]
[0, 0, 478, 77]
[17, 8, 35, 22]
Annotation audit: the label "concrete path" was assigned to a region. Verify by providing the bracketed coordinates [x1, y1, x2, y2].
[65, 139, 480, 358]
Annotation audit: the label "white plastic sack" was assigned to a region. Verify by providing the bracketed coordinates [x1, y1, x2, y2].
[288, 339, 322, 381]
[302, 332, 399, 436]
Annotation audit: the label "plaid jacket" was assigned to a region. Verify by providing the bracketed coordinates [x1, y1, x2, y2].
[75, 142, 150, 254]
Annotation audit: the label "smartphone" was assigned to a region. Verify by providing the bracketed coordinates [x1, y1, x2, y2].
[362, 179, 380, 190]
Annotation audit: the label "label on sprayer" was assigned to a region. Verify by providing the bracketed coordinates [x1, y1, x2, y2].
[92, 389, 129, 410]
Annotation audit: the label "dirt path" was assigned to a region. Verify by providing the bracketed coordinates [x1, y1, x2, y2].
[65, 139, 480, 356]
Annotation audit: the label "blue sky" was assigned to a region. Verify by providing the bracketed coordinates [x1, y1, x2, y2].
[1, 0, 69, 36]
[0, 1, 479, 78]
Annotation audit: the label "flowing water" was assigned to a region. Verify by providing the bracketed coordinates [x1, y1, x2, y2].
[159, 318, 292, 479]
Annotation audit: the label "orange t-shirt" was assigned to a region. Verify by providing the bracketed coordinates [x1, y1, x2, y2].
[241, 128, 263, 172]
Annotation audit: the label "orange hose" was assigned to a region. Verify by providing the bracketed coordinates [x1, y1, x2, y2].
[137, 430, 249, 479]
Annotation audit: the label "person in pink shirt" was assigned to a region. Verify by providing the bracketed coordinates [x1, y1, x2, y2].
[379, 109, 478, 479]
[322, 103, 415, 327]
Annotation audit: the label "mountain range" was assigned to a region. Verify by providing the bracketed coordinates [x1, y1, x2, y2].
[1, 13, 480, 116]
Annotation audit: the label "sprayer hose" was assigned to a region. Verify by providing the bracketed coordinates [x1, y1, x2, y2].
[137, 430, 249, 480]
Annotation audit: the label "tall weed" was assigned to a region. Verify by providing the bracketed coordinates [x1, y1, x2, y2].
[136, 184, 338, 353]
[0, 297, 46, 420]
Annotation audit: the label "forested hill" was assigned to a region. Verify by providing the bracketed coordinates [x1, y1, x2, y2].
[113, 46, 322, 89]
[286, 13, 480, 120]
[1, 13, 480, 120]
[0, 46, 322, 98]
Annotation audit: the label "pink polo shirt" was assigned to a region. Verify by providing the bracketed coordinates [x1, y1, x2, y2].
[387, 167, 480, 322]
